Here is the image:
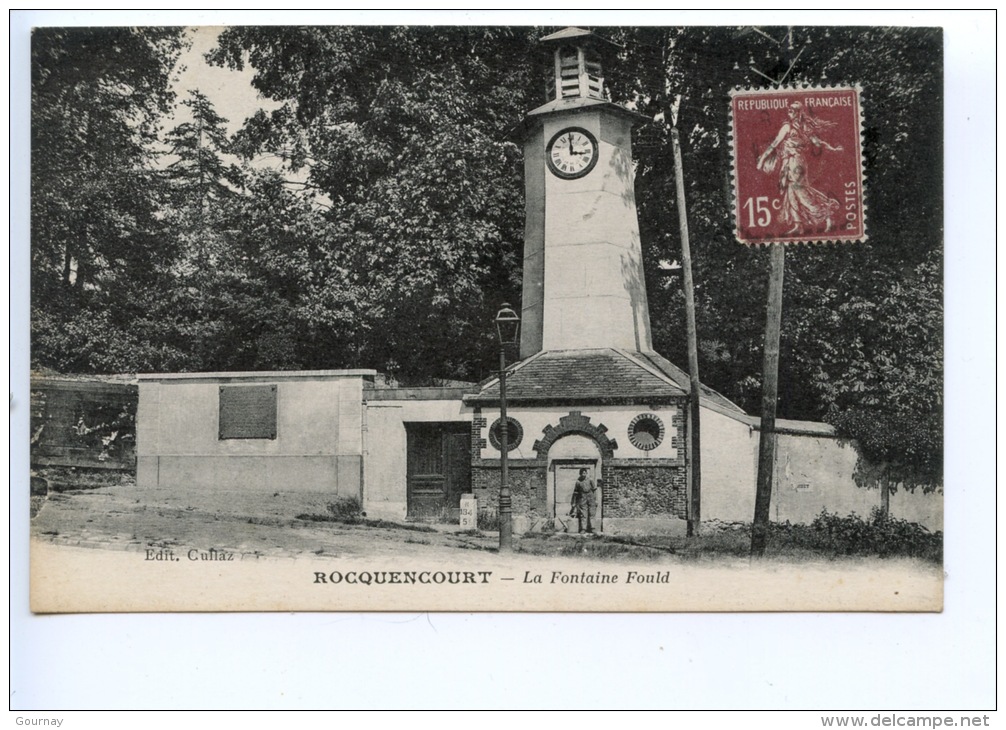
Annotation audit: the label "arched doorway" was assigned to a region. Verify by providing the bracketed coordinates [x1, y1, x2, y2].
[547, 434, 603, 533]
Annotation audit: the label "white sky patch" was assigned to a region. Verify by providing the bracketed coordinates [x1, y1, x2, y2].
[165, 26, 281, 137]
[160, 27, 324, 203]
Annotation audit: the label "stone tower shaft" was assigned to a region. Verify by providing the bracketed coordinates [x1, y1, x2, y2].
[518, 28, 654, 359]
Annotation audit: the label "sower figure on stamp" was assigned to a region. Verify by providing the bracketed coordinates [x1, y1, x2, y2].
[756, 101, 843, 235]
[570, 468, 597, 534]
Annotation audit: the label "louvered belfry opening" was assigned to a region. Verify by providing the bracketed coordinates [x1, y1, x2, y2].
[558, 46, 580, 98]
[549, 41, 606, 102]
[583, 49, 604, 98]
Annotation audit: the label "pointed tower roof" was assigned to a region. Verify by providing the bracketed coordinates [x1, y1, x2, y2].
[538, 26, 615, 46]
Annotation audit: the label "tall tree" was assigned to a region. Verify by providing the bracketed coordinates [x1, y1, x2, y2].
[137, 88, 242, 371]
[197, 167, 362, 372]
[208, 27, 541, 380]
[163, 90, 239, 215]
[31, 27, 185, 372]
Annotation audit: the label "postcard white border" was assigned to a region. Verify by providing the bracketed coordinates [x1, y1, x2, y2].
[9, 9, 996, 710]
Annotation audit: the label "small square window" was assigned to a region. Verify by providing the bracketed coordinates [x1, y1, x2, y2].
[219, 385, 277, 440]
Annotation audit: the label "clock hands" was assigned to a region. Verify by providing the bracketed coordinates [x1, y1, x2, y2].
[567, 134, 588, 156]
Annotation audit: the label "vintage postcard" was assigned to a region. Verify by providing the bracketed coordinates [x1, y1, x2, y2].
[25, 23, 945, 613]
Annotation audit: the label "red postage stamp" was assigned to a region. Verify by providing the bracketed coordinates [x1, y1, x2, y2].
[729, 86, 865, 245]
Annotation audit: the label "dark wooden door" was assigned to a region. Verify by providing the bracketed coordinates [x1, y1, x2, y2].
[406, 424, 471, 519]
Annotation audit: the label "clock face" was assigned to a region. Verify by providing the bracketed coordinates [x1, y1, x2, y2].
[546, 127, 599, 179]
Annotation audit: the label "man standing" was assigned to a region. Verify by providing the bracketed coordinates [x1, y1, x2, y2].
[570, 468, 598, 534]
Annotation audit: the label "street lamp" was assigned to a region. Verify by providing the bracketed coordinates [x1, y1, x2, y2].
[495, 302, 520, 551]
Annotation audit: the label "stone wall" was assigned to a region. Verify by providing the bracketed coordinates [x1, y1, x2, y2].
[470, 401, 688, 535]
[477, 403, 682, 462]
[471, 461, 547, 520]
[30, 378, 137, 471]
[472, 456, 687, 532]
[604, 460, 687, 519]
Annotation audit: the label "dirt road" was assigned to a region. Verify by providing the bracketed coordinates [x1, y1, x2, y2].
[29, 484, 943, 614]
[32, 484, 502, 562]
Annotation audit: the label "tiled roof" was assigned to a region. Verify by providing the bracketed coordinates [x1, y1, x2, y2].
[632, 351, 746, 415]
[465, 348, 749, 419]
[466, 349, 687, 404]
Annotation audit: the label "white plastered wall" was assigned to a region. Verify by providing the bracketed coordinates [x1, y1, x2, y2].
[363, 399, 471, 520]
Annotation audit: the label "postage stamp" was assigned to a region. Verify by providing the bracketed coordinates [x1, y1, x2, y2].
[729, 86, 865, 245]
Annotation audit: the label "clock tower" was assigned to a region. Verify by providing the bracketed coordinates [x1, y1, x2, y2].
[518, 27, 653, 358]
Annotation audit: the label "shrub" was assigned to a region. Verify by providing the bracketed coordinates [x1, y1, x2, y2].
[477, 508, 500, 532]
[325, 496, 363, 521]
[770, 509, 942, 562]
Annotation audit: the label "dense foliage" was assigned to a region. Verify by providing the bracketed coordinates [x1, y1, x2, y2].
[207, 27, 537, 379]
[30, 25, 942, 490]
[31, 27, 186, 371]
[778, 509, 942, 562]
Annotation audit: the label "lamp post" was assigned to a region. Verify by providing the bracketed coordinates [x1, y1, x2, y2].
[495, 303, 520, 551]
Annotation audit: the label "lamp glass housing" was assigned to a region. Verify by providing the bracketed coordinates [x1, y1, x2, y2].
[495, 303, 520, 346]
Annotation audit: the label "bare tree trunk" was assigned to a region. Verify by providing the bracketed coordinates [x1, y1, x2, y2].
[62, 247, 73, 287]
[751, 244, 785, 556]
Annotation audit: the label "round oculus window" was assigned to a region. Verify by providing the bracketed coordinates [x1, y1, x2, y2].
[489, 416, 523, 452]
[628, 413, 665, 451]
